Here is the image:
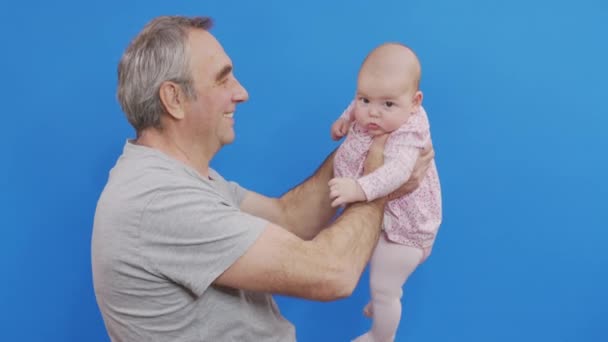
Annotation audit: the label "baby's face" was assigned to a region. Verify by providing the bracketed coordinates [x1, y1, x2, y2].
[353, 67, 419, 136]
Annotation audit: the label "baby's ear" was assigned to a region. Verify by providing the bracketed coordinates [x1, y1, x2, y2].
[413, 91, 423, 111]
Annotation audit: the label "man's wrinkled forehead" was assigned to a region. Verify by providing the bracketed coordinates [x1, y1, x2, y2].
[187, 29, 232, 80]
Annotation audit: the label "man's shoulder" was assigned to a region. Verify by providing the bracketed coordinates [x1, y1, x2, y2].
[209, 167, 227, 182]
[97, 151, 221, 223]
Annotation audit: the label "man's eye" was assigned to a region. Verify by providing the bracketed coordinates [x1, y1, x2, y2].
[385, 101, 394, 108]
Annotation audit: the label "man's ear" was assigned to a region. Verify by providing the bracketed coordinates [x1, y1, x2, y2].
[159, 81, 186, 120]
[412, 90, 423, 111]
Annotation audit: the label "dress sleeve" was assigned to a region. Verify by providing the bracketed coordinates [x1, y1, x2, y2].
[339, 100, 356, 121]
[357, 137, 419, 200]
[359, 108, 431, 200]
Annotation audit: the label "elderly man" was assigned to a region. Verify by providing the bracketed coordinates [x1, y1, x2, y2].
[92, 15, 433, 341]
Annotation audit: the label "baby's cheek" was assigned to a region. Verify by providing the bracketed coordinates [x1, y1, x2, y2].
[353, 108, 366, 122]
[381, 117, 399, 131]
[390, 112, 410, 129]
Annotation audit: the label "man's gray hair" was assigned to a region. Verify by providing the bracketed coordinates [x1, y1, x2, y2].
[117, 16, 213, 134]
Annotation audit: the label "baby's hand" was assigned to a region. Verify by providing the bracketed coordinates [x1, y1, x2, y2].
[328, 177, 367, 207]
[331, 118, 351, 141]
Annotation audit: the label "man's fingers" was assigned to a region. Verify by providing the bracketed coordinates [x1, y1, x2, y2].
[420, 143, 435, 161]
[369, 134, 388, 155]
[414, 143, 434, 177]
[372, 133, 389, 145]
[363, 134, 388, 175]
[388, 143, 435, 199]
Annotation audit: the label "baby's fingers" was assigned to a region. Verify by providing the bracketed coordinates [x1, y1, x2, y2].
[328, 178, 341, 187]
[331, 196, 345, 208]
[329, 188, 340, 199]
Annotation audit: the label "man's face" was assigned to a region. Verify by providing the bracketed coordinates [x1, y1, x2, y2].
[182, 29, 249, 150]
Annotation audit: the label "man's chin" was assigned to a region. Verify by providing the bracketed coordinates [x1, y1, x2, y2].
[220, 135, 235, 146]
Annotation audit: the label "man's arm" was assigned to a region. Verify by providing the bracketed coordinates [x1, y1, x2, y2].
[240, 150, 337, 240]
[215, 198, 385, 301]
[215, 136, 386, 301]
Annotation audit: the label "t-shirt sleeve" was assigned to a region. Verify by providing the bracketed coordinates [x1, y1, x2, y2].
[227, 180, 248, 207]
[138, 180, 268, 296]
[209, 168, 249, 207]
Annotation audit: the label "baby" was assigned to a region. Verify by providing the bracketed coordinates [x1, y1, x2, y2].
[329, 43, 442, 342]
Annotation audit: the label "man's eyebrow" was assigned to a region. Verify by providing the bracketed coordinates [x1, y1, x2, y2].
[215, 65, 233, 83]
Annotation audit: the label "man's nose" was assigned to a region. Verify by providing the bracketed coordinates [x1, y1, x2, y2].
[233, 79, 249, 103]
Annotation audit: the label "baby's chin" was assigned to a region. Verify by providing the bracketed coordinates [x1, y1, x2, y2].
[365, 124, 390, 136]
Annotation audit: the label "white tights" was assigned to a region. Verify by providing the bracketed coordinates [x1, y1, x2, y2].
[352, 234, 423, 342]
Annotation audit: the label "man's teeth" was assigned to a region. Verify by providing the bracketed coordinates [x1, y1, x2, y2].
[223, 113, 234, 118]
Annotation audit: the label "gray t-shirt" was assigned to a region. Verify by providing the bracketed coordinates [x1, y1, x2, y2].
[92, 141, 295, 342]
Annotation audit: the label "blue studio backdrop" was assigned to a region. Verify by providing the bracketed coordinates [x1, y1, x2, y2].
[1, 0, 607, 341]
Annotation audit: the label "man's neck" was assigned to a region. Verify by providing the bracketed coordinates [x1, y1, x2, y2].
[134, 129, 214, 178]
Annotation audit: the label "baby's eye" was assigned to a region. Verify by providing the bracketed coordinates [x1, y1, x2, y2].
[385, 101, 395, 108]
[359, 97, 370, 104]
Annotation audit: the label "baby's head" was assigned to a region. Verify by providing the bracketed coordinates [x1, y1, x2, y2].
[353, 43, 423, 135]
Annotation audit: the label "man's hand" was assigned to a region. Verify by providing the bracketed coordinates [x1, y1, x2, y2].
[331, 118, 351, 141]
[363, 134, 389, 175]
[388, 142, 435, 200]
[329, 177, 367, 207]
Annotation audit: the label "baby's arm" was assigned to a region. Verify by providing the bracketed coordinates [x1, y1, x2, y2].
[328, 147, 418, 207]
[358, 145, 419, 201]
[328, 177, 366, 207]
[331, 102, 355, 140]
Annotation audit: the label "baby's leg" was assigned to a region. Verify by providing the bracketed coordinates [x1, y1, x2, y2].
[355, 235, 422, 342]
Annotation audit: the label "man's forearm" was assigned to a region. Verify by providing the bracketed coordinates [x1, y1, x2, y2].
[277, 150, 337, 240]
[218, 196, 386, 302]
[308, 198, 386, 294]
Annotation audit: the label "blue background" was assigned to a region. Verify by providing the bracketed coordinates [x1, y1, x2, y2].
[1, 0, 607, 341]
